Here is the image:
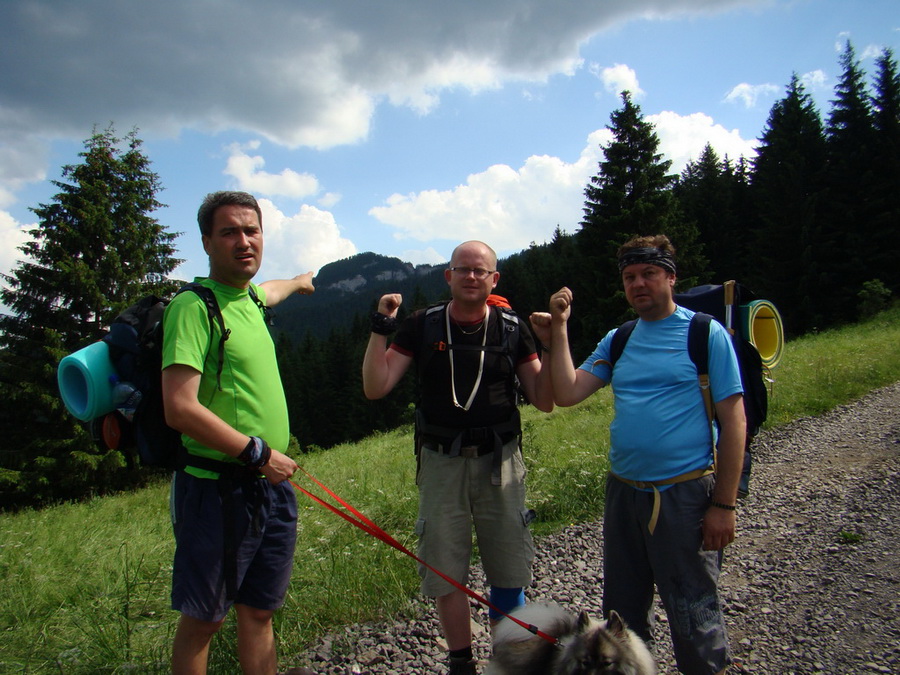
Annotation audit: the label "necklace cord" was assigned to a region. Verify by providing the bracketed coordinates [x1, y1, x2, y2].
[446, 302, 490, 410]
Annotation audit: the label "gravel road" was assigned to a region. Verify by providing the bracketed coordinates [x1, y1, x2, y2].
[290, 382, 900, 674]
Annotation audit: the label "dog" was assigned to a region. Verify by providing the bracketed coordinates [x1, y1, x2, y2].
[484, 602, 656, 675]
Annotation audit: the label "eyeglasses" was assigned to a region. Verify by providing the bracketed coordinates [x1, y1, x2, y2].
[449, 266, 495, 280]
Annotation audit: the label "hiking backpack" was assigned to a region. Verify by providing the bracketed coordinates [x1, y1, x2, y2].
[417, 299, 522, 398]
[413, 298, 525, 485]
[99, 282, 270, 471]
[608, 308, 768, 498]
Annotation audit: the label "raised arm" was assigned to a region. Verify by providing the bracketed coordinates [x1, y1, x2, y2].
[519, 315, 554, 413]
[258, 272, 315, 307]
[516, 356, 554, 413]
[543, 287, 606, 407]
[362, 293, 413, 399]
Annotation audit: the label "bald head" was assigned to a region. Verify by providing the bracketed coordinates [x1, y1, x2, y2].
[450, 240, 497, 269]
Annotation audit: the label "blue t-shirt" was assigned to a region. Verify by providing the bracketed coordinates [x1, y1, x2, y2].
[579, 306, 743, 482]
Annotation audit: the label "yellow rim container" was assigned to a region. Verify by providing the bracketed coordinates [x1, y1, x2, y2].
[739, 300, 784, 369]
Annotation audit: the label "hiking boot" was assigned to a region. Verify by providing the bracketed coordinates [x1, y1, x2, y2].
[447, 655, 478, 675]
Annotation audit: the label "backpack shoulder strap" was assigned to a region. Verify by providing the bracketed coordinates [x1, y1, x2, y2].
[416, 302, 450, 376]
[496, 305, 520, 362]
[421, 300, 449, 348]
[687, 312, 715, 437]
[608, 318, 638, 368]
[176, 283, 229, 391]
[248, 284, 275, 326]
[418, 302, 520, 376]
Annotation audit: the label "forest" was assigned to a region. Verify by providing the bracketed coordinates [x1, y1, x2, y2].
[0, 43, 897, 506]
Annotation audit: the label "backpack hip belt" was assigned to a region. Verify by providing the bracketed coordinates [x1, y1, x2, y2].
[415, 408, 521, 486]
[610, 465, 714, 535]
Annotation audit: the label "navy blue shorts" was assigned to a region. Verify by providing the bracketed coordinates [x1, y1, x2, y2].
[170, 472, 297, 622]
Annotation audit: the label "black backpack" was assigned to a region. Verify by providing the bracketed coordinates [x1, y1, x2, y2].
[673, 283, 769, 439]
[608, 310, 767, 498]
[100, 282, 267, 472]
[417, 300, 522, 400]
[413, 300, 524, 486]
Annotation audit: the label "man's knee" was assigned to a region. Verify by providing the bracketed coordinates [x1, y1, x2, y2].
[235, 603, 275, 626]
[178, 613, 226, 639]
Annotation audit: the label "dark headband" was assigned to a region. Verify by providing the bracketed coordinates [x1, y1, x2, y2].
[617, 247, 677, 274]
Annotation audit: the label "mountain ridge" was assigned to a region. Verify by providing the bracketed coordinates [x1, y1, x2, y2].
[273, 252, 449, 340]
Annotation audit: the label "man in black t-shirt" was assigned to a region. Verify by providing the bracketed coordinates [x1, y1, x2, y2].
[362, 241, 554, 675]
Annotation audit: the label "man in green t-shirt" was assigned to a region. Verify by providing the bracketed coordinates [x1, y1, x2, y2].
[162, 191, 315, 675]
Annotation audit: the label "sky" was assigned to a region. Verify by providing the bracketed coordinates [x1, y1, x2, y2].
[1, 0, 898, 290]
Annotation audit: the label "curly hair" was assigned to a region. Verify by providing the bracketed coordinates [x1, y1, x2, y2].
[617, 234, 675, 259]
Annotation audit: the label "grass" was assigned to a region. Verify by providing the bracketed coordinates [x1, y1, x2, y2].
[2, 304, 899, 673]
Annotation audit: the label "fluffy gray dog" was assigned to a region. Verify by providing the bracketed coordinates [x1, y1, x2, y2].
[484, 602, 656, 675]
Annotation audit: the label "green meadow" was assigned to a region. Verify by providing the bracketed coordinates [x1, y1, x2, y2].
[2, 306, 899, 674]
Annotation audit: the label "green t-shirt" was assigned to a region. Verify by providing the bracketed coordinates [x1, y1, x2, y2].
[162, 278, 289, 478]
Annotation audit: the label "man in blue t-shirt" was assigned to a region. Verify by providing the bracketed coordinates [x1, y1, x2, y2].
[533, 234, 745, 675]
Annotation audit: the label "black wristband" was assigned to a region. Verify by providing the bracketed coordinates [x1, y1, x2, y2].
[256, 441, 272, 469]
[370, 312, 399, 335]
[238, 436, 271, 469]
[710, 500, 737, 511]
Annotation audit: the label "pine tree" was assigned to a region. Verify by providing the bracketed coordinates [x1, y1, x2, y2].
[675, 145, 752, 283]
[750, 74, 827, 335]
[0, 126, 181, 505]
[578, 91, 697, 346]
[869, 48, 900, 296]
[822, 41, 878, 324]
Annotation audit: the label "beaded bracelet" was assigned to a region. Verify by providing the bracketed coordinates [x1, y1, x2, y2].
[710, 500, 737, 511]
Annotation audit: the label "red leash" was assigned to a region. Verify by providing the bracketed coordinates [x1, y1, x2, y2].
[289, 467, 559, 644]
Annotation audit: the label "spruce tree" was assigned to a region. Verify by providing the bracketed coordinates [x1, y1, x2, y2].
[750, 75, 827, 335]
[0, 126, 181, 505]
[675, 145, 751, 283]
[578, 91, 696, 347]
[822, 41, 877, 324]
[869, 48, 900, 296]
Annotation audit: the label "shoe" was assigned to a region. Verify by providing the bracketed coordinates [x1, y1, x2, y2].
[447, 655, 477, 675]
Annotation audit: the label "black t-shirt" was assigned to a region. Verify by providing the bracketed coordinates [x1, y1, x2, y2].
[391, 304, 537, 429]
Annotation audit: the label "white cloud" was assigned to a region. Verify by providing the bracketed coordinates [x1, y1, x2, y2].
[835, 31, 852, 52]
[592, 62, 645, 99]
[369, 129, 608, 253]
[318, 192, 342, 209]
[0, 133, 49, 207]
[369, 111, 757, 249]
[724, 82, 780, 108]
[800, 69, 829, 92]
[224, 142, 320, 199]
[649, 111, 758, 173]
[861, 44, 885, 60]
[257, 200, 356, 279]
[0, 210, 34, 289]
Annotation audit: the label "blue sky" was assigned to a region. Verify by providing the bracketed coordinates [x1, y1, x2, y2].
[1, 0, 897, 290]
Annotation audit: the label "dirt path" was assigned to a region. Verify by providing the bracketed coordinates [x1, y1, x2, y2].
[292, 383, 900, 674]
